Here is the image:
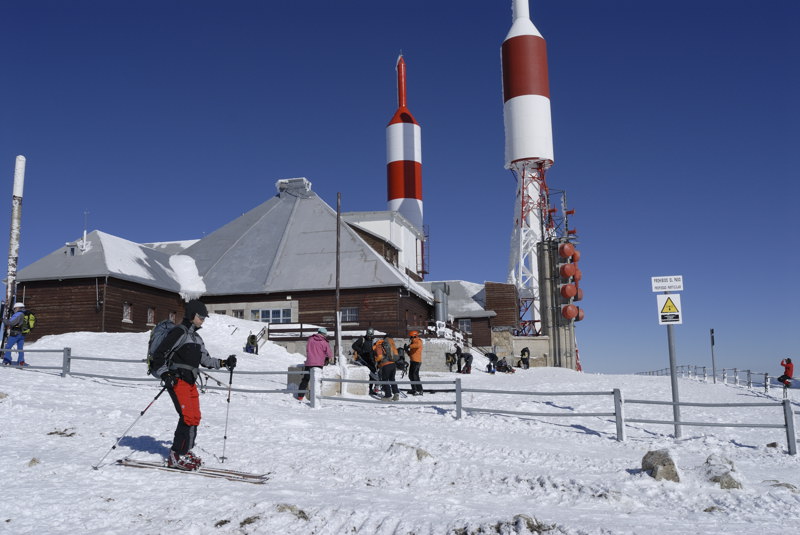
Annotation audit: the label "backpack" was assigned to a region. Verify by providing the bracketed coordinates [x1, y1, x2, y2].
[146, 320, 188, 376]
[21, 310, 36, 335]
[382, 339, 400, 362]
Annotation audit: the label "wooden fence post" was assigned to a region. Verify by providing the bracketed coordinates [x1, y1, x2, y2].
[613, 388, 625, 442]
[783, 399, 796, 455]
[61, 347, 72, 377]
[455, 378, 462, 420]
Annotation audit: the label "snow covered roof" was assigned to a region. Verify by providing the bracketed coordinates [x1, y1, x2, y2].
[140, 239, 199, 255]
[17, 230, 186, 293]
[183, 178, 432, 301]
[420, 280, 497, 318]
[18, 179, 432, 303]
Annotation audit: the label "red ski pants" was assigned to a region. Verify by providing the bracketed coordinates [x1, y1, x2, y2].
[167, 379, 202, 455]
[172, 379, 201, 426]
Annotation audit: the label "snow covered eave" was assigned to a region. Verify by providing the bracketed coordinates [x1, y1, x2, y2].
[202, 281, 434, 305]
[17, 271, 183, 294]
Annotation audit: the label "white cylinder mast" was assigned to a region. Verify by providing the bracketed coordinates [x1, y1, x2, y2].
[6, 155, 26, 309]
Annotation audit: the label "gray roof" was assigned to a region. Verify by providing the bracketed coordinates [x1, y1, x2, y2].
[18, 178, 433, 303]
[184, 178, 431, 300]
[420, 280, 497, 319]
[18, 230, 183, 292]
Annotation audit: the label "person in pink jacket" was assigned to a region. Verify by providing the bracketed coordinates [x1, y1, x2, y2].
[296, 327, 332, 400]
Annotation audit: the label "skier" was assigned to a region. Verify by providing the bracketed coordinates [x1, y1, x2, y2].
[518, 346, 530, 369]
[777, 358, 793, 387]
[374, 333, 400, 401]
[2, 302, 29, 366]
[406, 330, 423, 395]
[352, 328, 379, 394]
[296, 327, 332, 401]
[150, 299, 236, 470]
[454, 343, 463, 373]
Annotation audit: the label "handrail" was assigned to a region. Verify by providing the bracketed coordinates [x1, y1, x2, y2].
[7, 347, 796, 455]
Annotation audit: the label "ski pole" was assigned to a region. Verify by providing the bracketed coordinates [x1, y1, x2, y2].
[220, 362, 234, 463]
[92, 386, 167, 469]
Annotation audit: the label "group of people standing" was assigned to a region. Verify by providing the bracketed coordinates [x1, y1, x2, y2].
[351, 329, 424, 400]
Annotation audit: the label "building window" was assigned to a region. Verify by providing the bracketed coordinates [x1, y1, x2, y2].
[458, 319, 472, 334]
[147, 307, 155, 325]
[231, 309, 244, 319]
[251, 308, 292, 324]
[215, 310, 227, 316]
[123, 302, 132, 323]
[341, 307, 359, 323]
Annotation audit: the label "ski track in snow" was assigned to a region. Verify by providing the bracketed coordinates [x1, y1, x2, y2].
[1, 315, 798, 534]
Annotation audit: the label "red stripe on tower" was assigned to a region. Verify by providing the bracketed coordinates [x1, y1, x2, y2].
[386, 55, 423, 230]
[501, 0, 554, 168]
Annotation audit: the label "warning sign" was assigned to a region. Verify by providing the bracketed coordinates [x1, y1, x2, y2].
[661, 297, 678, 314]
[657, 294, 682, 325]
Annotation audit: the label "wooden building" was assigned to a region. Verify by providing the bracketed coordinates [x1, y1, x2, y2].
[16, 178, 434, 342]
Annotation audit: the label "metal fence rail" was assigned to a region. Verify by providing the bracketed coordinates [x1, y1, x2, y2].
[624, 397, 796, 455]
[6, 347, 797, 455]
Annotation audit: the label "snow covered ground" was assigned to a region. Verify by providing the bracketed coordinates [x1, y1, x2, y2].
[1, 314, 798, 534]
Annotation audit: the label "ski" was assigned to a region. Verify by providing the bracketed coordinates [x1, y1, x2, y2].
[116, 458, 269, 484]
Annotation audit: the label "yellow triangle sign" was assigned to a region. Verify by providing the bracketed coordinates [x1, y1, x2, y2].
[660, 297, 679, 314]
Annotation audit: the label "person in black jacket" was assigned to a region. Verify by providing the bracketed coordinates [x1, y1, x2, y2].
[352, 328, 378, 394]
[518, 347, 530, 369]
[150, 299, 236, 470]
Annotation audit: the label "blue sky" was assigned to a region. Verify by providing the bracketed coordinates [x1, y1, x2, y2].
[1, 1, 798, 374]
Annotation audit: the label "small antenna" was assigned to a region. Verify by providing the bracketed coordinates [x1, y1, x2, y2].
[81, 210, 89, 251]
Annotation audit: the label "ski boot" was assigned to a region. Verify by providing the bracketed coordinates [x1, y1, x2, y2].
[167, 450, 200, 471]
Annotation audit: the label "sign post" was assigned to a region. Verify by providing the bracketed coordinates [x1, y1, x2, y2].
[652, 275, 683, 438]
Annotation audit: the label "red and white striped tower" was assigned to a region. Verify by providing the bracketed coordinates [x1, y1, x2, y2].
[386, 55, 423, 231]
[502, 0, 554, 333]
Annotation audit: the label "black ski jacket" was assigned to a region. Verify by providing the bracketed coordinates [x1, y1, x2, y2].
[352, 336, 375, 358]
[151, 319, 222, 384]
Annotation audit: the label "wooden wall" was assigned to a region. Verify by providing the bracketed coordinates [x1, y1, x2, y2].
[205, 286, 432, 337]
[484, 282, 519, 329]
[102, 279, 185, 332]
[470, 317, 492, 347]
[19, 278, 432, 342]
[16, 278, 184, 341]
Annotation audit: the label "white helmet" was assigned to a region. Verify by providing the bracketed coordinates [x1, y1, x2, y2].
[13, 302, 24, 309]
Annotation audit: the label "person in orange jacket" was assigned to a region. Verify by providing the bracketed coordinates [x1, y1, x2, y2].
[374, 334, 400, 401]
[777, 358, 793, 387]
[406, 331, 423, 395]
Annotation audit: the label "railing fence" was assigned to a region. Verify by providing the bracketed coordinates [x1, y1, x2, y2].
[4, 348, 797, 455]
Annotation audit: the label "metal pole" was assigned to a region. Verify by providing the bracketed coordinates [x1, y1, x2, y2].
[334, 193, 341, 362]
[710, 328, 717, 384]
[667, 323, 682, 438]
[220, 365, 234, 463]
[92, 386, 167, 469]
